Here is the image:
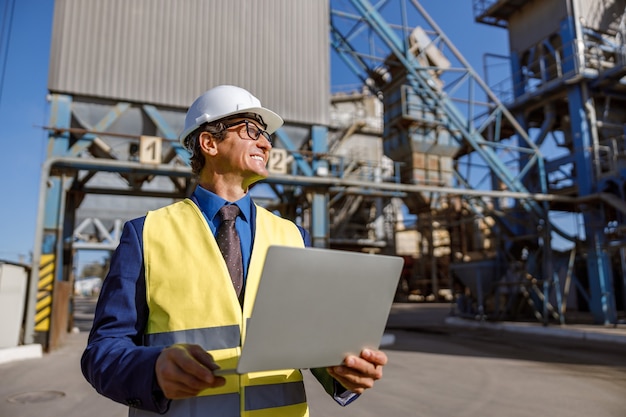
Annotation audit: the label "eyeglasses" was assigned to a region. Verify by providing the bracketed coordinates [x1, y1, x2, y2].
[222, 120, 273, 146]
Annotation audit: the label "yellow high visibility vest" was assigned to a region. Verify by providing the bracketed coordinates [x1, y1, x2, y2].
[136, 199, 308, 417]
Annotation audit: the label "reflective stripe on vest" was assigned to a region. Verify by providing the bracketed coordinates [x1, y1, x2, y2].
[130, 387, 307, 417]
[144, 325, 240, 351]
[139, 199, 308, 417]
[245, 381, 307, 411]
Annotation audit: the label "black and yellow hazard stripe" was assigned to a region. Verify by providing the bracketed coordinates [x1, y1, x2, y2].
[34, 254, 55, 332]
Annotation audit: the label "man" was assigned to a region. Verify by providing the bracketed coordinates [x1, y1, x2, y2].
[81, 85, 388, 416]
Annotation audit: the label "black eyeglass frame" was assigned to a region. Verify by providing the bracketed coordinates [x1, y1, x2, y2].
[222, 119, 273, 145]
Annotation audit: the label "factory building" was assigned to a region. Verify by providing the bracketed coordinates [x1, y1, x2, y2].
[16, 0, 626, 350]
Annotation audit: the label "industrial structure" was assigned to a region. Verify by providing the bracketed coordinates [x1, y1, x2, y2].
[21, 0, 626, 350]
[472, 0, 626, 325]
[331, 0, 626, 327]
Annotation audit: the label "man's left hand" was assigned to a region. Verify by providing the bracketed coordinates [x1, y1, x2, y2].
[327, 348, 387, 394]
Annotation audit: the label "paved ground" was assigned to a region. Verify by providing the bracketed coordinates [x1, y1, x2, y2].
[2, 301, 626, 417]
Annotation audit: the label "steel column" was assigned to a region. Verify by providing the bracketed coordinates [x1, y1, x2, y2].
[310, 126, 329, 248]
[24, 94, 72, 346]
[561, 10, 617, 323]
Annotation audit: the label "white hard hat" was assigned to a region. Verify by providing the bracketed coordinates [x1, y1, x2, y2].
[179, 85, 283, 149]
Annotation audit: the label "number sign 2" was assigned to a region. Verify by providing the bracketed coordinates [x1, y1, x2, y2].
[268, 148, 288, 174]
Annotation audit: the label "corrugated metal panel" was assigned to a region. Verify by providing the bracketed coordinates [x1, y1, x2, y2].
[48, 0, 329, 126]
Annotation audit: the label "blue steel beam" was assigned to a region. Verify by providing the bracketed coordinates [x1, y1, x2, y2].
[274, 129, 314, 177]
[310, 126, 330, 248]
[48, 95, 72, 157]
[560, 14, 616, 324]
[45, 95, 72, 229]
[69, 102, 130, 156]
[330, 25, 378, 95]
[142, 104, 191, 162]
[142, 104, 177, 138]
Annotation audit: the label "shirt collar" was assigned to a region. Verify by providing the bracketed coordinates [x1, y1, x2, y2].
[192, 185, 251, 223]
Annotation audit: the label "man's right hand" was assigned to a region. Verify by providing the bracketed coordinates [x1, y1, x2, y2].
[155, 344, 226, 399]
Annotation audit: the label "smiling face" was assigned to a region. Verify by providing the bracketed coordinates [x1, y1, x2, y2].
[217, 117, 271, 182]
[197, 116, 273, 200]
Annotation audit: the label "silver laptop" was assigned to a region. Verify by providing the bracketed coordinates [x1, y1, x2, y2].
[214, 245, 404, 375]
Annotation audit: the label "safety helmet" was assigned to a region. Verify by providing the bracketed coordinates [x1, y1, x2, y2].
[179, 85, 284, 150]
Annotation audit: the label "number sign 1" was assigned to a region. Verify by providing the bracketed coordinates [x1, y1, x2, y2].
[139, 136, 162, 164]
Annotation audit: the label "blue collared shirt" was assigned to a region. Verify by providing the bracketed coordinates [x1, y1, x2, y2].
[191, 186, 312, 280]
[191, 186, 254, 282]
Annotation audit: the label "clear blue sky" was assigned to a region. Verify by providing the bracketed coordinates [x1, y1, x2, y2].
[0, 0, 508, 264]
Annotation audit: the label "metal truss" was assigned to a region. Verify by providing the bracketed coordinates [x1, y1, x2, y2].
[329, 0, 620, 324]
[73, 217, 124, 251]
[330, 0, 549, 218]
